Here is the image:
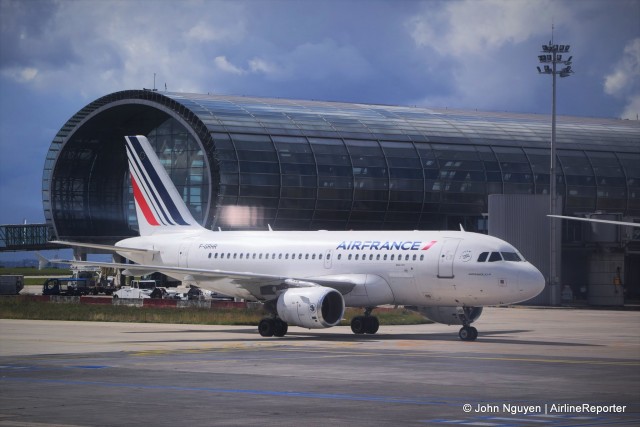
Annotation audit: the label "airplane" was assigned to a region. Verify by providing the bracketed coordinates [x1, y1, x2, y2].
[53, 135, 545, 341]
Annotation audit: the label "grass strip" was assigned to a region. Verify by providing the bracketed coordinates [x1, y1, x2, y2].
[0, 298, 430, 326]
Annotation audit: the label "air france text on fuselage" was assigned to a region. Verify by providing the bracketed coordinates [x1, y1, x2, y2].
[336, 240, 437, 251]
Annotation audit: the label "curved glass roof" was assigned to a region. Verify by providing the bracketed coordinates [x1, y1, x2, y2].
[44, 90, 640, 240]
[166, 92, 640, 152]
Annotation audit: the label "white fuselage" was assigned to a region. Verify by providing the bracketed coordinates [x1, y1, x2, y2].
[117, 229, 545, 308]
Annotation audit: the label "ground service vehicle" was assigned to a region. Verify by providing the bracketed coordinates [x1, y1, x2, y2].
[0, 275, 24, 295]
[42, 278, 91, 296]
[112, 279, 156, 299]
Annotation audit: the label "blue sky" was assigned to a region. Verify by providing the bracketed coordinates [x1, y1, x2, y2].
[0, 0, 639, 260]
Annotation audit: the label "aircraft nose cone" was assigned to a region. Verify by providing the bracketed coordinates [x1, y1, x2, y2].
[519, 264, 546, 300]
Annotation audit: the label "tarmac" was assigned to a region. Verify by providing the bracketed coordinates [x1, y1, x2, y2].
[0, 306, 638, 426]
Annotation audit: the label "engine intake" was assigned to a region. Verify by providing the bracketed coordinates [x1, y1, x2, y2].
[276, 287, 345, 329]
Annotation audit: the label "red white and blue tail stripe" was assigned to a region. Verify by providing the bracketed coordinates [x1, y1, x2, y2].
[125, 135, 202, 236]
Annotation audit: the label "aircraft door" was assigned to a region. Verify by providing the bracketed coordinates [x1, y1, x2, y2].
[438, 238, 461, 279]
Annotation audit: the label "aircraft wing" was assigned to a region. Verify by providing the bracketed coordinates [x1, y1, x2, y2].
[51, 240, 159, 255]
[548, 215, 640, 228]
[52, 259, 357, 300]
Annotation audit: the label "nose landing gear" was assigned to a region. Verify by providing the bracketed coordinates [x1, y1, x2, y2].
[458, 325, 478, 341]
[457, 307, 479, 341]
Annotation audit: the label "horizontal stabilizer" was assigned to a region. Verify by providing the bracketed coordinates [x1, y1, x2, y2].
[51, 240, 158, 255]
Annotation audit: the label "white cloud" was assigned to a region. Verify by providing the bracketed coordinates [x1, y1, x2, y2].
[407, 0, 560, 57]
[1, 67, 38, 83]
[604, 38, 640, 96]
[214, 56, 246, 75]
[249, 58, 280, 75]
[0, 0, 247, 97]
[604, 38, 640, 119]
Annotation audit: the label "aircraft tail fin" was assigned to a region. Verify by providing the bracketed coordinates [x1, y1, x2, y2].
[125, 135, 203, 236]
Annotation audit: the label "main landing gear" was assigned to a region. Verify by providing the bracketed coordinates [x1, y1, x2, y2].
[258, 317, 288, 337]
[350, 307, 379, 335]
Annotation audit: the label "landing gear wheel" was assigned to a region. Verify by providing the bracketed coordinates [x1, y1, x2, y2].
[351, 316, 366, 334]
[458, 326, 478, 341]
[273, 319, 288, 337]
[258, 318, 275, 337]
[364, 316, 379, 334]
[351, 315, 379, 335]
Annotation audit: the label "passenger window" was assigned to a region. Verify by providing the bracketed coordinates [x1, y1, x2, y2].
[278, 254, 282, 259]
[319, 254, 323, 260]
[312, 254, 316, 260]
[259, 253, 263, 259]
[405, 254, 410, 261]
[376, 254, 381, 261]
[384, 254, 387, 260]
[369, 254, 373, 261]
[412, 254, 417, 261]
[305, 254, 309, 260]
[391, 254, 395, 261]
[477, 252, 489, 262]
[488, 252, 502, 262]
[239, 253, 243, 259]
[355, 254, 359, 261]
[420, 254, 424, 261]
[348, 254, 352, 260]
[337, 254, 342, 260]
[285, 254, 289, 260]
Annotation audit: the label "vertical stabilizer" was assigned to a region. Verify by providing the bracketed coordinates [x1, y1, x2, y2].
[125, 135, 203, 236]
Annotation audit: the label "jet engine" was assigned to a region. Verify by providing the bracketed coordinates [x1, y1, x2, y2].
[414, 306, 483, 325]
[276, 287, 345, 329]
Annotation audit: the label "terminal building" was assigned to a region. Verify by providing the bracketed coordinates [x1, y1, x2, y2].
[42, 90, 640, 303]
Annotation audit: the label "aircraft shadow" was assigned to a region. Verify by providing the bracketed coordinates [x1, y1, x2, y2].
[123, 328, 601, 347]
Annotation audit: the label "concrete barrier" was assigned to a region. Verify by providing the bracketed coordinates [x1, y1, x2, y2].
[112, 298, 145, 307]
[177, 300, 212, 309]
[212, 301, 248, 309]
[80, 296, 113, 305]
[50, 296, 81, 304]
[143, 299, 178, 308]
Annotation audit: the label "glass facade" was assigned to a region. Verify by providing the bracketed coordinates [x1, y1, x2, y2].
[43, 90, 640, 242]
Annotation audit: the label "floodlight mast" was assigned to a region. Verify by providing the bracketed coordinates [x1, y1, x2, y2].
[537, 32, 573, 305]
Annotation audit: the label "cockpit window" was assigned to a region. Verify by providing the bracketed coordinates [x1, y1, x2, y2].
[488, 252, 503, 262]
[501, 252, 523, 262]
[477, 252, 489, 262]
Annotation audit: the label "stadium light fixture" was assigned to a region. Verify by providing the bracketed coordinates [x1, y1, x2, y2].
[537, 29, 574, 305]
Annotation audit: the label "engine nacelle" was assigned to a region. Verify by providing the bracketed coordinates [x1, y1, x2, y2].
[415, 306, 483, 325]
[276, 287, 345, 329]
